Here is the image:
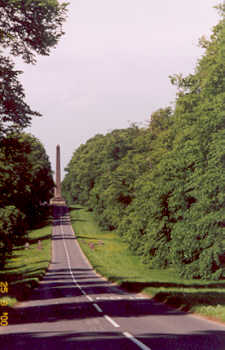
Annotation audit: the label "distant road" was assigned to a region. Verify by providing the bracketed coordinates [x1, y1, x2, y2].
[1, 205, 225, 349]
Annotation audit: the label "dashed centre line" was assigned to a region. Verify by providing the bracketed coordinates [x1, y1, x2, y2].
[104, 315, 120, 328]
[86, 295, 93, 302]
[93, 303, 103, 313]
[58, 213, 152, 350]
[123, 332, 152, 350]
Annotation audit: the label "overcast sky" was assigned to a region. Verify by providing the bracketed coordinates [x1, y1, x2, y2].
[18, 0, 220, 179]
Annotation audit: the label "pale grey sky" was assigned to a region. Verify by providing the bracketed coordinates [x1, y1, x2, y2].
[18, 0, 220, 179]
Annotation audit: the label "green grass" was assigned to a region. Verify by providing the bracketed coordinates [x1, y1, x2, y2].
[0, 221, 52, 307]
[70, 205, 225, 323]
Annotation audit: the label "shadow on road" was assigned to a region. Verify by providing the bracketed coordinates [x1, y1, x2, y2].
[6, 262, 189, 327]
[2, 205, 225, 350]
[1, 328, 225, 350]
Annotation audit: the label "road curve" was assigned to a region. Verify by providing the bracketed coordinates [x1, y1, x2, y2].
[1, 205, 225, 349]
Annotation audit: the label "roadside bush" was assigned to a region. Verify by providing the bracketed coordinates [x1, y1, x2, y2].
[0, 206, 26, 266]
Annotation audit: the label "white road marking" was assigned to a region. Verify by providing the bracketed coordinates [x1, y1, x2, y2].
[96, 296, 122, 300]
[93, 303, 103, 313]
[133, 296, 146, 300]
[60, 219, 93, 304]
[51, 233, 55, 264]
[61, 223, 79, 287]
[58, 213, 153, 349]
[60, 220, 93, 301]
[95, 295, 146, 301]
[123, 332, 152, 350]
[59, 215, 121, 330]
[104, 315, 120, 328]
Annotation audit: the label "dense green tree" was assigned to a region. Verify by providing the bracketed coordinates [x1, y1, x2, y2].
[0, 0, 68, 135]
[0, 0, 68, 64]
[0, 0, 66, 265]
[0, 132, 54, 265]
[63, 3, 225, 280]
[0, 133, 54, 225]
[0, 55, 40, 135]
[62, 126, 153, 229]
[0, 205, 25, 254]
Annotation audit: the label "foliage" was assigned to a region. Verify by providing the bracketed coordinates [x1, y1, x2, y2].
[0, 133, 54, 225]
[0, 0, 68, 64]
[71, 206, 225, 325]
[63, 3, 225, 280]
[0, 55, 41, 135]
[0, 221, 52, 305]
[0, 205, 26, 261]
[0, 132, 54, 266]
[0, 1, 65, 265]
[0, 0, 68, 136]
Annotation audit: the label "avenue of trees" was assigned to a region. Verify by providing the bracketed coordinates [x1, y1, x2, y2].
[63, 3, 225, 280]
[0, 0, 68, 264]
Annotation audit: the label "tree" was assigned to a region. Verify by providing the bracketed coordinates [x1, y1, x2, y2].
[0, 0, 68, 64]
[0, 132, 54, 266]
[63, 3, 225, 280]
[0, 133, 54, 225]
[0, 0, 68, 135]
[0, 55, 40, 135]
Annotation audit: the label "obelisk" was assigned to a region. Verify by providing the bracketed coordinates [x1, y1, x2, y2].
[55, 144, 61, 198]
[51, 144, 65, 205]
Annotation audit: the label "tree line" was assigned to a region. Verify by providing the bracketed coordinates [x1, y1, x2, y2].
[63, 3, 225, 280]
[0, 0, 68, 265]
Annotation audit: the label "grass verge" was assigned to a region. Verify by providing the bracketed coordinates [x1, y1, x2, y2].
[0, 220, 52, 308]
[70, 205, 225, 324]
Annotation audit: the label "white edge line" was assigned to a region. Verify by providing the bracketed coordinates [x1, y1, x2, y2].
[123, 332, 152, 350]
[104, 315, 120, 328]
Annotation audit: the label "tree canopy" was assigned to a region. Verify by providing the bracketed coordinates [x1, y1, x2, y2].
[63, 3, 225, 280]
[0, 0, 68, 63]
[0, 132, 54, 263]
[0, 0, 68, 136]
[0, 0, 66, 264]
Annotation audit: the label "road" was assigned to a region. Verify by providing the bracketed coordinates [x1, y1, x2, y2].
[1, 205, 225, 349]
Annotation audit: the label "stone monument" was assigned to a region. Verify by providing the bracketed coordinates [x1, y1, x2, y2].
[51, 144, 66, 205]
[55, 144, 62, 199]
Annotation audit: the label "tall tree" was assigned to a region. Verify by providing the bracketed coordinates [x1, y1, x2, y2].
[0, 0, 68, 135]
[0, 132, 54, 265]
[0, 132, 54, 224]
[63, 2, 225, 280]
[0, 55, 40, 135]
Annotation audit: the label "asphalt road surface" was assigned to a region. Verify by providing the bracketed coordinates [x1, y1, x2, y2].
[1, 205, 225, 349]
